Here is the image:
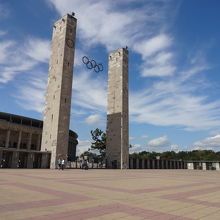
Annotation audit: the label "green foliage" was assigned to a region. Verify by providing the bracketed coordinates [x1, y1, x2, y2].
[90, 128, 106, 158]
[80, 151, 98, 158]
[129, 150, 220, 161]
[80, 151, 101, 163]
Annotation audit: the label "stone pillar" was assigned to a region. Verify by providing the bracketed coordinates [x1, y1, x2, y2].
[147, 159, 150, 169]
[216, 163, 220, 171]
[0, 150, 3, 163]
[5, 130, 11, 148]
[36, 134, 41, 151]
[27, 133, 32, 151]
[202, 162, 207, 170]
[152, 160, 155, 169]
[136, 158, 139, 169]
[166, 160, 169, 169]
[170, 161, 173, 169]
[106, 48, 129, 169]
[161, 160, 164, 169]
[129, 158, 133, 169]
[27, 153, 34, 168]
[17, 131, 22, 149]
[11, 151, 19, 168]
[142, 159, 145, 169]
[156, 160, 160, 169]
[41, 14, 77, 169]
[174, 161, 177, 169]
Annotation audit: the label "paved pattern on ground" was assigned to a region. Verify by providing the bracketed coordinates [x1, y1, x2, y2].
[0, 169, 220, 220]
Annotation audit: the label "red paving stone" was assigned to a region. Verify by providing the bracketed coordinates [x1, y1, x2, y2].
[0, 169, 220, 219]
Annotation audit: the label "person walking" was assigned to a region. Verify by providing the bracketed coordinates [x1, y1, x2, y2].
[82, 159, 89, 170]
[57, 158, 61, 170]
[61, 159, 65, 170]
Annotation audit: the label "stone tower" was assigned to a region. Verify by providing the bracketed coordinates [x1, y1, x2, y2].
[41, 14, 77, 169]
[106, 48, 129, 169]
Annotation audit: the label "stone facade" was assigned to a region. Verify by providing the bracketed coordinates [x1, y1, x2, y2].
[0, 112, 78, 168]
[41, 14, 77, 169]
[106, 48, 129, 169]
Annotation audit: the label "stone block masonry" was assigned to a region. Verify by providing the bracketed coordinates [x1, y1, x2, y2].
[41, 14, 77, 168]
[106, 48, 129, 169]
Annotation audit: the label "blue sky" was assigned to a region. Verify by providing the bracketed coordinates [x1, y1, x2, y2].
[1, 0, 220, 155]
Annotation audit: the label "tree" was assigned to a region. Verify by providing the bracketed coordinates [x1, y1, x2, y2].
[129, 150, 220, 161]
[90, 128, 106, 158]
[80, 151, 100, 163]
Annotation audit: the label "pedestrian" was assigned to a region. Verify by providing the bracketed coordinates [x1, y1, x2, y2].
[61, 159, 65, 170]
[0, 159, 4, 168]
[17, 160, 21, 168]
[86, 160, 89, 170]
[57, 158, 61, 170]
[82, 160, 88, 170]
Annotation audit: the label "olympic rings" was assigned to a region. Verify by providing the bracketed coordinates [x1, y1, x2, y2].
[82, 56, 89, 64]
[82, 56, 104, 73]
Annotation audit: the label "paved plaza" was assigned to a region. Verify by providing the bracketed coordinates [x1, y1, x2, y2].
[0, 169, 220, 220]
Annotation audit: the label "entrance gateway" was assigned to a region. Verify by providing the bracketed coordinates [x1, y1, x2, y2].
[41, 14, 129, 169]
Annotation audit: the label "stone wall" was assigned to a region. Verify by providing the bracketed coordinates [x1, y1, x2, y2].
[41, 14, 77, 169]
[106, 48, 129, 169]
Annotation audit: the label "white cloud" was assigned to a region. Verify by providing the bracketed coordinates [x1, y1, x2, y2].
[170, 144, 179, 151]
[141, 135, 149, 139]
[85, 114, 101, 125]
[0, 30, 7, 36]
[73, 70, 107, 111]
[129, 55, 220, 131]
[24, 38, 50, 63]
[76, 139, 91, 156]
[193, 134, 220, 149]
[0, 37, 50, 84]
[134, 34, 172, 59]
[0, 4, 9, 19]
[71, 108, 87, 115]
[141, 65, 176, 77]
[0, 37, 51, 112]
[133, 34, 175, 78]
[0, 41, 14, 63]
[15, 72, 47, 113]
[74, 49, 86, 66]
[148, 136, 169, 148]
[129, 137, 135, 141]
[47, 0, 174, 51]
[0, 60, 37, 83]
[129, 144, 145, 153]
[148, 52, 173, 66]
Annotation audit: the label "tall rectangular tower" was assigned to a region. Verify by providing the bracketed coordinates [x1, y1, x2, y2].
[41, 14, 77, 169]
[106, 48, 129, 169]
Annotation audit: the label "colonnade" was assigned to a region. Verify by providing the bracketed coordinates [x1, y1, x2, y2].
[129, 158, 187, 169]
